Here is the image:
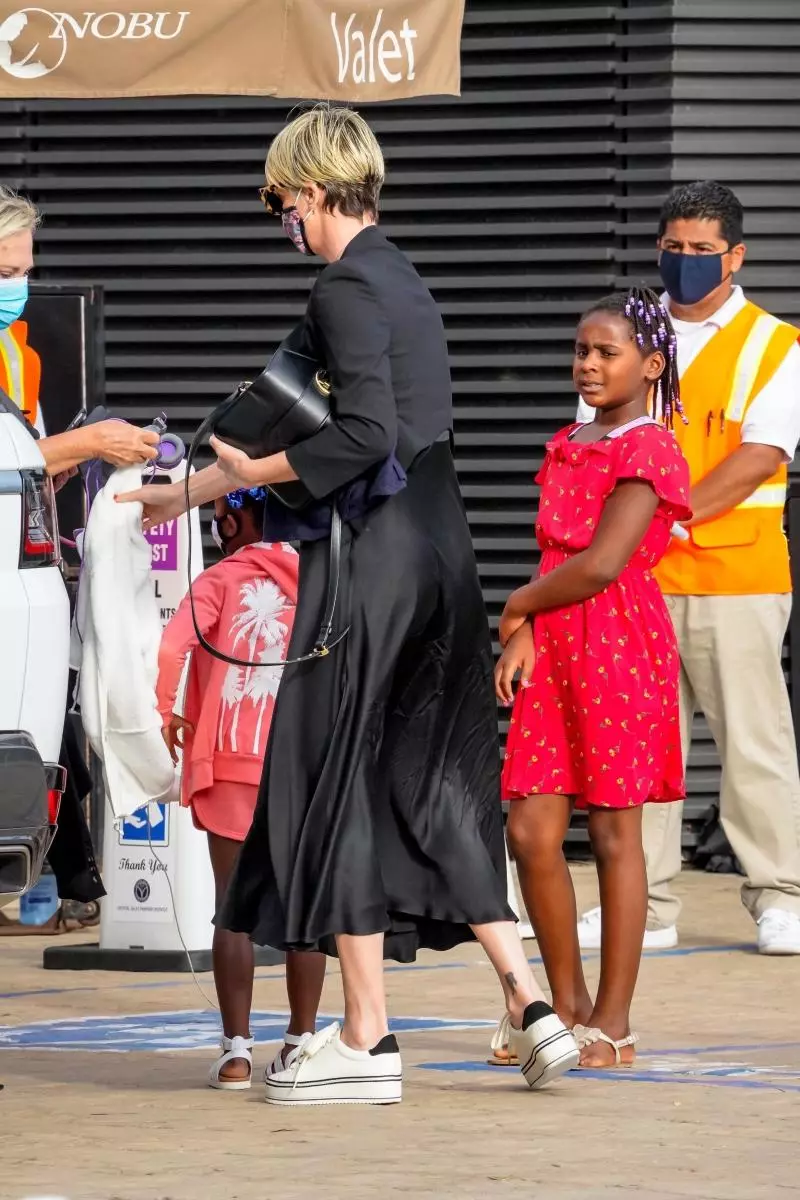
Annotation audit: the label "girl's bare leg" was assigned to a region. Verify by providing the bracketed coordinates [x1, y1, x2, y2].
[582, 805, 647, 1066]
[208, 833, 256, 1082]
[508, 794, 593, 1029]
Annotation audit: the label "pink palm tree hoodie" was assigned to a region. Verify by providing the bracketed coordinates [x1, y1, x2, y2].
[156, 541, 298, 806]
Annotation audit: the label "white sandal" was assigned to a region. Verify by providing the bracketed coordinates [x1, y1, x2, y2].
[264, 1030, 314, 1081]
[208, 1034, 254, 1091]
[575, 1026, 639, 1067]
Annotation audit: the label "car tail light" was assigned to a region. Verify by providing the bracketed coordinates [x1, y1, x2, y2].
[19, 470, 60, 568]
[45, 765, 67, 827]
[48, 789, 62, 825]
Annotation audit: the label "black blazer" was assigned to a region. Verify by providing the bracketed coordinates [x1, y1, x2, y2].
[286, 225, 453, 500]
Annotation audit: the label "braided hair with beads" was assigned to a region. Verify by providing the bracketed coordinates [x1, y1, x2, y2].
[582, 285, 686, 430]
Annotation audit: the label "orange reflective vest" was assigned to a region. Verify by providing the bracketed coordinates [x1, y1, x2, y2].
[0, 320, 41, 430]
[655, 301, 799, 596]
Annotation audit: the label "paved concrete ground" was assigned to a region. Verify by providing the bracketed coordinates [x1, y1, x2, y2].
[1, 866, 797, 1200]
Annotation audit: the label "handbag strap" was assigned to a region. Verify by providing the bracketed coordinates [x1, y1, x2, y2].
[182, 415, 349, 671]
[313, 504, 344, 654]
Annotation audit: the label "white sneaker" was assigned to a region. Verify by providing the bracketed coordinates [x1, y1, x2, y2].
[757, 908, 800, 955]
[493, 1003, 579, 1090]
[576, 906, 678, 951]
[264, 1022, 402, 1106]
[642, 923, 679, 950]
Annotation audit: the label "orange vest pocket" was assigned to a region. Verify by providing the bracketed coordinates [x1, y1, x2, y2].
[690, 510, 758, 550]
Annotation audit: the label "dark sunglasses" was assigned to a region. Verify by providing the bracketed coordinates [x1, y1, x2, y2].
[258, 185, 284, 217]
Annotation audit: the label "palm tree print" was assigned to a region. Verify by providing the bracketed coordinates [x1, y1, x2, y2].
[225, 579, 290, 753]
[245, 646, 285, 756]
[219, 666, 245, 752]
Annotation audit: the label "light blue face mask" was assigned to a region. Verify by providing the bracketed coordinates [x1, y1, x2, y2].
[0, 277, 29, 329]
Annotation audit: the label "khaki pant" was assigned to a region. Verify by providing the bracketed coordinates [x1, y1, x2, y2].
[643, 593, 800, 929]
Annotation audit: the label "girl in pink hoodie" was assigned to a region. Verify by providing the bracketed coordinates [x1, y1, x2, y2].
[156, 487, 321, 1091]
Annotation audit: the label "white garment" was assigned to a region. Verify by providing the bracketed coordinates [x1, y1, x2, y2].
[70, 464, 178, 820]
[576, 286, 800, 462]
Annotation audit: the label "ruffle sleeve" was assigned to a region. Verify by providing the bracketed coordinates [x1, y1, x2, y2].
[614, 426, 692, 524]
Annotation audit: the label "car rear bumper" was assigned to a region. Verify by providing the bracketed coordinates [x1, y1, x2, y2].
[0, 732, 66, 896]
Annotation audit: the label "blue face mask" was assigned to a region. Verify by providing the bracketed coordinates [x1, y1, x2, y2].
[0, 277, 28, 329]
[659, 249, 729, 307]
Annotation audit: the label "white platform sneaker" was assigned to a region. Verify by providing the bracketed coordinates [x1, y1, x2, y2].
[264, 1022, 403, 1107]
[757, 908, 800, 955]
[491, 1002, 579, 1089]
[577, 906, 678, 951]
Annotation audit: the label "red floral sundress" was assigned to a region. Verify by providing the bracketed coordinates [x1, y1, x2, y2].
[502, 422, 692, 809]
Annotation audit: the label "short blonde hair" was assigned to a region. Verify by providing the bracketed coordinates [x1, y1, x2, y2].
[267, 105, 384, 218]
[0, 185, 40, 241]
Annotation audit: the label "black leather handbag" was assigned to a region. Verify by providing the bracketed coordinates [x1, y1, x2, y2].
[184, 342, 347, 669]
[210, 345, 333, 510]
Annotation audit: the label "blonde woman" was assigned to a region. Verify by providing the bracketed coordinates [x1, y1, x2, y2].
[122, 107, 578, 1106]
[0, 184, 160, 471]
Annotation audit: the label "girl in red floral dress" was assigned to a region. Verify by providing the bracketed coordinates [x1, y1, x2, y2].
[494, 286, 691, 1069]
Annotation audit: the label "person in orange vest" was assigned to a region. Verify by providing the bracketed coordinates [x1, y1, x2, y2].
[576, 181, 800, 956]
[1, 183, 159, 471]
[0, 317, 44, 435]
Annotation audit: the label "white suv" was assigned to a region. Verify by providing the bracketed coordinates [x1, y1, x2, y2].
[0, 408, 69, 896]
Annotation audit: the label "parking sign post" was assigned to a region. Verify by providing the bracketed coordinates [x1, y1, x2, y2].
[44, 461, 282, 971]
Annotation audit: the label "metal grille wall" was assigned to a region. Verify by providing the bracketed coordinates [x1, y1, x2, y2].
[617, 0, 800, 842]
[3, 0, 797, 850]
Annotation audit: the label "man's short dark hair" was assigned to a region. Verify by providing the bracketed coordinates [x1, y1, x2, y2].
[658, 181, 744, 247]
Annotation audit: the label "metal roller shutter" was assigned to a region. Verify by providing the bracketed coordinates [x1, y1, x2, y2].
[4, 0, 796, 852]
[619, 0, 800, 847]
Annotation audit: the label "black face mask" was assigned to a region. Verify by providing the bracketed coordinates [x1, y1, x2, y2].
[210, 512, 241, 555]
[659, 249, 731, 306]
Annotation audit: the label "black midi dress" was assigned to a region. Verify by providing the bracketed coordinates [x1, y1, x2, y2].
[217, 225, 512, 961]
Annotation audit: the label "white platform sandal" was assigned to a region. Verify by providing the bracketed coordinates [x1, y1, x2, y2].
[208, 1034, 255, 1091]
[264, 1030, 314, 1081]
[575, 1026, 639, 1068]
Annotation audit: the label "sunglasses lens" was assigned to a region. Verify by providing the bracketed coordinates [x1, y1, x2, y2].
[259, 187, 282, 216]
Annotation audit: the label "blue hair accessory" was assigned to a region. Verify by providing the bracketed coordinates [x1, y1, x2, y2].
[226, 485, 269, 509]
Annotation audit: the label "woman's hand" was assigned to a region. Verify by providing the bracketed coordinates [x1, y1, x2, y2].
[494, 623, 535, 707]
[162, 714, 195, 766]
[116, 480, 185, 531]
[209, 435, 264, 489]
[91, 420, 160, 467]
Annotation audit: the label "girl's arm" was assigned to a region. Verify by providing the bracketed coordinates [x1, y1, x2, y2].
[156, 569, 224, 721]
[500, 480, 659, 642]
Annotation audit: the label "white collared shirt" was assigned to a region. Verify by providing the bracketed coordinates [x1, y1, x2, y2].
[576, 286, 800, 461]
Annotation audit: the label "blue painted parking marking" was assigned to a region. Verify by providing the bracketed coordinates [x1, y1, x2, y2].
[419, 1061, 800, 1093]
[0, 1010, 495, 1053]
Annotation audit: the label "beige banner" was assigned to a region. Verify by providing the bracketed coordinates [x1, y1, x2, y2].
[0, 1, 464, 100]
